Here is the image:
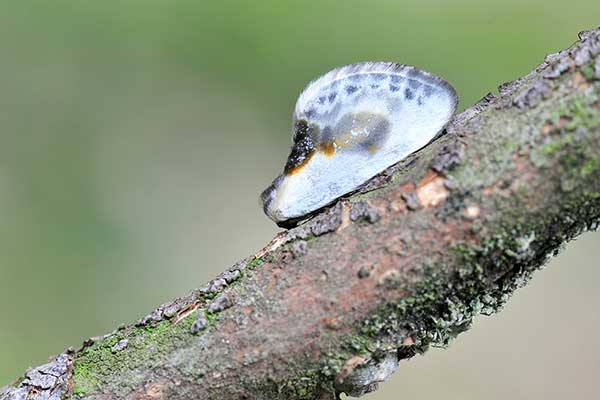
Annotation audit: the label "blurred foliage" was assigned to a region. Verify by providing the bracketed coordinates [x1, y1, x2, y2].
[0, 0, 599, 395]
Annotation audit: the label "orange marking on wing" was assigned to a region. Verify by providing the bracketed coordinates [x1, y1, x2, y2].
[366, 144, 380, 154]
[284, 150, 315, 176]
[319, 142, 336, 156]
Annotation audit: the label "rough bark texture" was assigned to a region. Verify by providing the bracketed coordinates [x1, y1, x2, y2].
[3, 27, 600, 400]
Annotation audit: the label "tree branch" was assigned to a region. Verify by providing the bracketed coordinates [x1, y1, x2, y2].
[3, 27, 600, 400]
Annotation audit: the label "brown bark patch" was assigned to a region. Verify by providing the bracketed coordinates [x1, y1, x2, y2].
[416, 171, 449, 207]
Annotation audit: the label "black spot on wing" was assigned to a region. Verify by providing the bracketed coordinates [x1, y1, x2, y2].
[328, 92, 337, 103]
[404, 88, 414, 100]
[408, 79, 421, 89]
[390, 75, 404, 84]
[318, 96, 326, 104]
[389, 84, 400, 92]
[285, 120, 316, 174]
[406, 68, 421, 79]
[292, 119, 310, 141]
[423, 85, 434, 97]
[345, 85, 358, 94]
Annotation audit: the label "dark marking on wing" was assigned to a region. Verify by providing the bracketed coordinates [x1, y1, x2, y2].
[320, 126, 335, 144]
[423, 85, 434, 97]
[318, 142, 335, 156]
[345, 85, 358, 94]
[260, 175, 283, 215]
[285, 150, 315, 175]
[408, 79, 421, 89]
[406, 68, 421, 79]
[285, 120, 316, 175]
[404, 88, 414, 100]
[333, 112, 391, 153]
[358, 118, 390, 154]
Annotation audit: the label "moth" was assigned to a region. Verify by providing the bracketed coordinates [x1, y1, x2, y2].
[260, 62, 458, 227]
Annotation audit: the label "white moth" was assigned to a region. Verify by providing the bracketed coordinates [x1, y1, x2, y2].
[260, 62, 458, 226]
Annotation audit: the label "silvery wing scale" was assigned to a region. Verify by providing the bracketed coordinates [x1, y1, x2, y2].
[261, 62, 458, 226]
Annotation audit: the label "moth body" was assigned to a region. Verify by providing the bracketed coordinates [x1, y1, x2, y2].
[261, 62, 458, 226]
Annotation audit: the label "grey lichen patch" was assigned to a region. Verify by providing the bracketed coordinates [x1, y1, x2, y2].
[190, 310, 209, 334]
[200, 259, 247, 297]
[349, 201, 380, 224]
[203, 277, 228, 294]
[110, 339, 128, 354]
[136, 258, 251, 328]
[306, 203, 343, 236]
[284, 202, 343, 240]
[136, 290, 203, 327]
[514, 78, 552, 109]
[544, 53, 575, 80]
[291, 240, 308, 257]
[207, 294, 233, 313]
[400, 192, 419, 210]
[431, 140, 465, 174]
[447, 93, 495, 131]
[0, 386, 29, 400]
[435, 190, 471, 222]
[509, 30, 600, 110]
[507, 232, 537, 260]
[573, 30, 600, 66]
[136, 308, 164, 327]
[0, 352, 74, 400]
[335, 352, 398, 398]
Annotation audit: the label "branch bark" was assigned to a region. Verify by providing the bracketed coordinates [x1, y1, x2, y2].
[3, 27, 600, 400]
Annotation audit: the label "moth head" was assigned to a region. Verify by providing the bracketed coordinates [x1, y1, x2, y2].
[260, 175, 284, 222]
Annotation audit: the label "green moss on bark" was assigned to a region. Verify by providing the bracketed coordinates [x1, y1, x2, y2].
[71, 316, 196, 397]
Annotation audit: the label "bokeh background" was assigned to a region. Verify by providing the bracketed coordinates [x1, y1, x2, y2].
[1, 1, 599, 398]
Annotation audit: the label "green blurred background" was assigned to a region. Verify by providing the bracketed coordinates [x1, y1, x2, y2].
[1, 1, 599, 398]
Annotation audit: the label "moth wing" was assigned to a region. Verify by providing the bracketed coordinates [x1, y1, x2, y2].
[293, 62, 457, 154]
[262, 62, 458, 224]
